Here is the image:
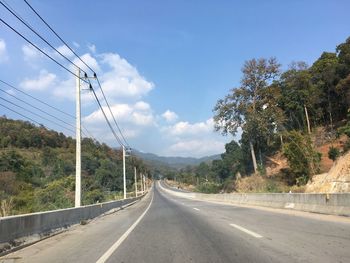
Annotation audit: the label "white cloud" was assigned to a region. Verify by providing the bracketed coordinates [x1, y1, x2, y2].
[87, 43, 96, 53]
[82, 101, 155, 142]
[22, 44, 40, 61]
[160, 118, 233, 157]
[163, 118, 214, 137]
[162, 110, 178, 123]
[84, 101, 154, 126]
[55, 45, 74, 58]
[46, 50, 153, 104]
[167, 139, 225, 157]
[20, 70, 56, 91]
[5, 89, 15, 95]
[72, 53, 100, 73]
[100, 53, 154, 99]
[0, 39, 8, 62]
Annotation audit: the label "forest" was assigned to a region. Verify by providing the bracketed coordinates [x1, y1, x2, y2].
[165, 36, 350, 193]
[0, 117, 149, 216]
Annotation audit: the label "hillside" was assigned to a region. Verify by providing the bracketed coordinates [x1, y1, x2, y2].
[0, 117, 148, 216]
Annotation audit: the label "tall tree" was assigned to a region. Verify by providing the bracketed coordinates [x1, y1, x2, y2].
[278, 62, 320, 133]
[310, 52, 340, 128]
[336, 37, 350, 112]
[213, 58, 281, 173]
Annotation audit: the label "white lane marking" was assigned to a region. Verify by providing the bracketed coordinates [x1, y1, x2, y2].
[229, 224, 263, 238]
[193, 208, 200, 211]
[96, 193, 154, 263]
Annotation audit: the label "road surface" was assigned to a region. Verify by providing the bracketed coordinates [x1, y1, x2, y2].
[1, 181, 350, 263]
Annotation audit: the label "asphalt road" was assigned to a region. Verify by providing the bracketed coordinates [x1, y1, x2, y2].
[2, 181, 350, 263]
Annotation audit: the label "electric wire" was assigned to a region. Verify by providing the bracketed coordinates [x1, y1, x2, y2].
[3, 2, 127, 147]
[95, 77, 130, 148]
[0, 97, 76, 134]
[0, 87, 82, 133]
[0, 18, 88, 83]
[23, 0, 95, 74]
[0, 102, 43, 126]
[0, 79, 75, 118]
[20, 0, 130, 147]
[0, 0, 88, 77]
[0, 79, 95, 140]
[19, 0, 130, 148]
[89, 84, 125, 147]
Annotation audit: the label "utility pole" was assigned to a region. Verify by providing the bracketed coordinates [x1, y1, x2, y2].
[143, 174, 146, 192]
[134, 166, 137, 197]
[75, 68, 81, 207]
[140, 173, 144, 193]
[123, 145, 126, 199]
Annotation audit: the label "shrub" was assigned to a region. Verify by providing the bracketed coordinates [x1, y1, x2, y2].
[196, 182, 221, 193]
[283, 131, 321, 185]
[328, 146, 340, 161]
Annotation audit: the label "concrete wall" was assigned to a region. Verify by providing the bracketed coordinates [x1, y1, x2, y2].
[159, 182, 350, 216]
[0, 195, 144, 244]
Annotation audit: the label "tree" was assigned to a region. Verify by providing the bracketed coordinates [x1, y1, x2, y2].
[221, 140, 244, 178]
[278, 62, 320, 133]
[310, 52, 340, 128]
[213, 58, 282, 173]
[282, 131, 321, 185]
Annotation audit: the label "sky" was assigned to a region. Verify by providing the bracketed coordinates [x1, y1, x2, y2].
[0, 0, 350, 157]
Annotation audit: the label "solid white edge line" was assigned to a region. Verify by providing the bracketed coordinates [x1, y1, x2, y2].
[96, 193, 154, 263]
[229, 224, 263, 238]
[193, 208, 200, 211]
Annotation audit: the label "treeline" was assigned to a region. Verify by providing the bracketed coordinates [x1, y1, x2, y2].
[0, 117, 149, 216]
[166, 36, 350, 192]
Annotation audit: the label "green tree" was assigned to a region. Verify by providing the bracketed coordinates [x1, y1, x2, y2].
[278, 62, 320, 133]
[310, 52, 341, 127]
[213, 57, 282, 173]
[282, 130, 321, 185]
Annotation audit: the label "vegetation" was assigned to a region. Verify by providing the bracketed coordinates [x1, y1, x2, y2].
[0, 117, 149, 216]
[165, 36, 350, 193]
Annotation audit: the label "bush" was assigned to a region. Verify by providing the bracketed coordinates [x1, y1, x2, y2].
[196, 182, 221, 193]
[328, 146, 340, 161]
[283, 131, 321, 185]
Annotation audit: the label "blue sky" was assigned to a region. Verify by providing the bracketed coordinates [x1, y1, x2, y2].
[1, 0, 350, 157]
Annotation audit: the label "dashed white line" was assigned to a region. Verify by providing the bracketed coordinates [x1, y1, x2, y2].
[96, 193, 154, 263]
[193, 208, 200, 211]
[229, 224, 263, 238]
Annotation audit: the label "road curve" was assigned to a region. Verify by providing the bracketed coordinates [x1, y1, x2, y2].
[1, 181, 350, 263]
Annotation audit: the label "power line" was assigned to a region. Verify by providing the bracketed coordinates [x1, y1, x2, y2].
[3, 2, 127, 147]
[0, 18, 88, 83]
[0, 87, 76, 131]
[0, 79, 75, 118]
[19, 0, 130, 147]
[23, 0, 96, 74]
[20, 0, 130, 147]
[95, 77, 130, 147]
[0, 102, 43, 126]
[0, 0, 88, 76]
[0, 79, 95, 140]
[0, 96, 76, 135]
[89, 83, 125, 147]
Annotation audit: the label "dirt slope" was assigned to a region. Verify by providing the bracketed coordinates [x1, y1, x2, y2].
[306, 151, 350, 193]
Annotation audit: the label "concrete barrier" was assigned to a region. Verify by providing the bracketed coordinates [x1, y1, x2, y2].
[0, 194, 145, 245]
[159, 182, 350, 217]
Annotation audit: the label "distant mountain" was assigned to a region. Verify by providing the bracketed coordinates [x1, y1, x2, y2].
[132, 149, 221, 169]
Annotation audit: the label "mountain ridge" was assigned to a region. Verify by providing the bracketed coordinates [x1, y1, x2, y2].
[132, 149, 221, 169]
